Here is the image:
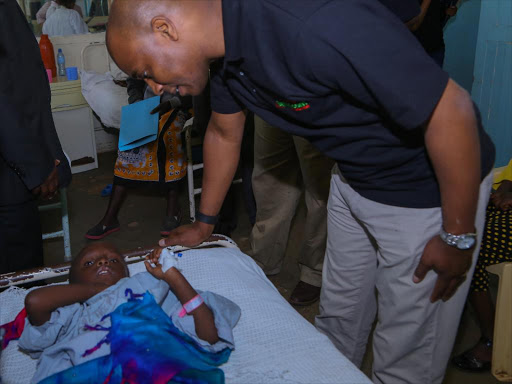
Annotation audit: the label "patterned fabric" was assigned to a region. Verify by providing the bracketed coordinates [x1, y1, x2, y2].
[0, 308, 26, 350]
[471, 160, 512, 292]
[41, 291, 231, 384]
[114, 109, 188, 183]
[470, 202, 512, 292]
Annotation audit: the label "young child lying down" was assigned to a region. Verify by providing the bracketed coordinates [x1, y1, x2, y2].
[18, 242, 241, 384]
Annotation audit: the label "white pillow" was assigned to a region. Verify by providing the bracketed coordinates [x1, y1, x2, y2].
[80, 70, 128, 129]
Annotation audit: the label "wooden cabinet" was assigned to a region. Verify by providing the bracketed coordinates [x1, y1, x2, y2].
[50, 78, 98, 173]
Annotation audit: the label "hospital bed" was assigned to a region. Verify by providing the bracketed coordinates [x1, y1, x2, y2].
[0, 237, 371, 384]
[80, 42, 128, 130]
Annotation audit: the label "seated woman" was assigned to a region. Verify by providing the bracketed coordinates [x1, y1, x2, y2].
[452, 160, 512, 371]
[42, 0, 88, 37]
[36, 0, 83, 25]
[18, 242, 240, 383]
[86, 79, 190, 239]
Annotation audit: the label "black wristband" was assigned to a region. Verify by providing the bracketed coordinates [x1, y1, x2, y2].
[195, 211, 219, 225]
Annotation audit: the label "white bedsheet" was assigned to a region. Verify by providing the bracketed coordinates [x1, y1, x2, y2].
[0, 248, 371, 384]
[80, 70, 128, 129]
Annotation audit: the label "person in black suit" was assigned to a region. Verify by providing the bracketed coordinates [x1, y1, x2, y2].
[0, 0, 71, 274]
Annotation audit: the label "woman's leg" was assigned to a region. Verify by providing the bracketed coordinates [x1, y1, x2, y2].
[85, 184, 126, 239]
[161, 181, 183, 236]
[465, 290, 495, 361]
[100, 184, 127, 227]
[166, 188, 180, 218]
[452, 202, 511, 369]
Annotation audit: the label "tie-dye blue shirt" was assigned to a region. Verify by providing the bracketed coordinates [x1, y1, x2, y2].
[19, 272, 241, 384]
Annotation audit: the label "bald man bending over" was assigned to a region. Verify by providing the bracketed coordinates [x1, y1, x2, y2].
[106, 1, 495, 383]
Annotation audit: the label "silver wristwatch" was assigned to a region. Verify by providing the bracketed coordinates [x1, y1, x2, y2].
[439, 228, 477, 250]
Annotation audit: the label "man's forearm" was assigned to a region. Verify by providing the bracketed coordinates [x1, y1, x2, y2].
[425, 79, 481, 234]
[198, 112, 245, 217]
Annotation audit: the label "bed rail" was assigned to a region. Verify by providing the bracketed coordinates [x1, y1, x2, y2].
[0, 235, 238, 288]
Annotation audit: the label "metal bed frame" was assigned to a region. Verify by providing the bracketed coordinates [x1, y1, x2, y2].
[0, 235, 237, 289]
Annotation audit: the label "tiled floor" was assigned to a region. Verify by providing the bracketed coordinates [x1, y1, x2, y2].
[41, 151, 500, 383]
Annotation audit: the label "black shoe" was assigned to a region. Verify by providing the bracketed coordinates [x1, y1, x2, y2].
[451, 337, 492, 372]
[85, 222, 120, 240]
[289, 281, 321, 306]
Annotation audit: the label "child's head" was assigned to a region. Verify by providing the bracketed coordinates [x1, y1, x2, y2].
[69, 242, 129, 286]
[58, 0, 76, 10]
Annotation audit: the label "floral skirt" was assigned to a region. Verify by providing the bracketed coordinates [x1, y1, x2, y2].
[114, 109, 188, 186]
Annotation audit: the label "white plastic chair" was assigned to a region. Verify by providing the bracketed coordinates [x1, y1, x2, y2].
[39, 152, 72, 261]
[487, 262, 512, 382]
[39, 189, 71, 261]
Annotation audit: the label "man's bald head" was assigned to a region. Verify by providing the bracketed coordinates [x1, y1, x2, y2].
[107, 0, 167, 42]
[106, 0, 224, 96]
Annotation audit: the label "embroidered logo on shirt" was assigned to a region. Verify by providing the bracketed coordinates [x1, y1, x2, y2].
[275, 100, 310, 111]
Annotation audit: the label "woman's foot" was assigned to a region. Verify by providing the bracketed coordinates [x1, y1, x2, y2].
[85, 220, 120, 240]
[451, 337, 492, 372]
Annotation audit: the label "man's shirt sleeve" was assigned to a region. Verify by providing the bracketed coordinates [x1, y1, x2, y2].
[209, 60, 244, 115]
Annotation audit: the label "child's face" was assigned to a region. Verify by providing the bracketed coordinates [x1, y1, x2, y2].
[72, 243, 129, 286]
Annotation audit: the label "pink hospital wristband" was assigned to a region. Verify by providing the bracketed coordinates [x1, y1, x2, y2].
[178, 294, 204, 318]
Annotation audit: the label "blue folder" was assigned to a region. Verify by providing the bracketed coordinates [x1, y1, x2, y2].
[118, 96, 160, 151]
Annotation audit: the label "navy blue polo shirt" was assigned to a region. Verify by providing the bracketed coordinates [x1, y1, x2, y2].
[210, 0, 495, 208]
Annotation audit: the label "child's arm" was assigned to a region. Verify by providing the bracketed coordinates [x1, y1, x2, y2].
[145, 249, 219, 344]
[25, 283, 108, 326]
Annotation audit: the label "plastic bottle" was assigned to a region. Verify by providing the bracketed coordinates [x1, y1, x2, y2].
[57, 49, 66, 77]
[39, 34, 57, 78]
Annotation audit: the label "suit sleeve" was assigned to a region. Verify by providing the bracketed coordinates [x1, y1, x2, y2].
[0, 0, 70, 191]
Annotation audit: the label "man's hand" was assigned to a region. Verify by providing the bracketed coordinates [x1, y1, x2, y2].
[445, 6, 458, 17]
[32, 159, 60, 199]
[158, 221, 213, 248]
[406, 0, 431, 31]
[413, 236, 472, 302]
[491, 191, 512, 211]
[150, 97, 182, 116]
[491, 180, 512, 210]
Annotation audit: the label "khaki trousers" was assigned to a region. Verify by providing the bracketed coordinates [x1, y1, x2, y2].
[249, 116, 333, 286]
[316, 166, 493, 383]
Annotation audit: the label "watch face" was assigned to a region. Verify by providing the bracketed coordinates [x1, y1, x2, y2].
[457, 236, 476, 250]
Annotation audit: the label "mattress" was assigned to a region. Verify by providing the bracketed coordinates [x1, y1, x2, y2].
[0, 248, 371, 384]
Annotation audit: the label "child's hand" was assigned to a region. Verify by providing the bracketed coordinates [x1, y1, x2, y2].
[145, 247, 165, 280]
[145, 259, 166, 280]
[146, 247, 163, 265]
[145, 247, 180, 280]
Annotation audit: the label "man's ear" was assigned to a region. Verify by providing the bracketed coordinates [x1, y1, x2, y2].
[151, 16, 178, 41]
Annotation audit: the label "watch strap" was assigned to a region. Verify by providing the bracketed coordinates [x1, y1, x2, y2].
[439, 228, 477, 248]
[195, 211, 219, 225]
